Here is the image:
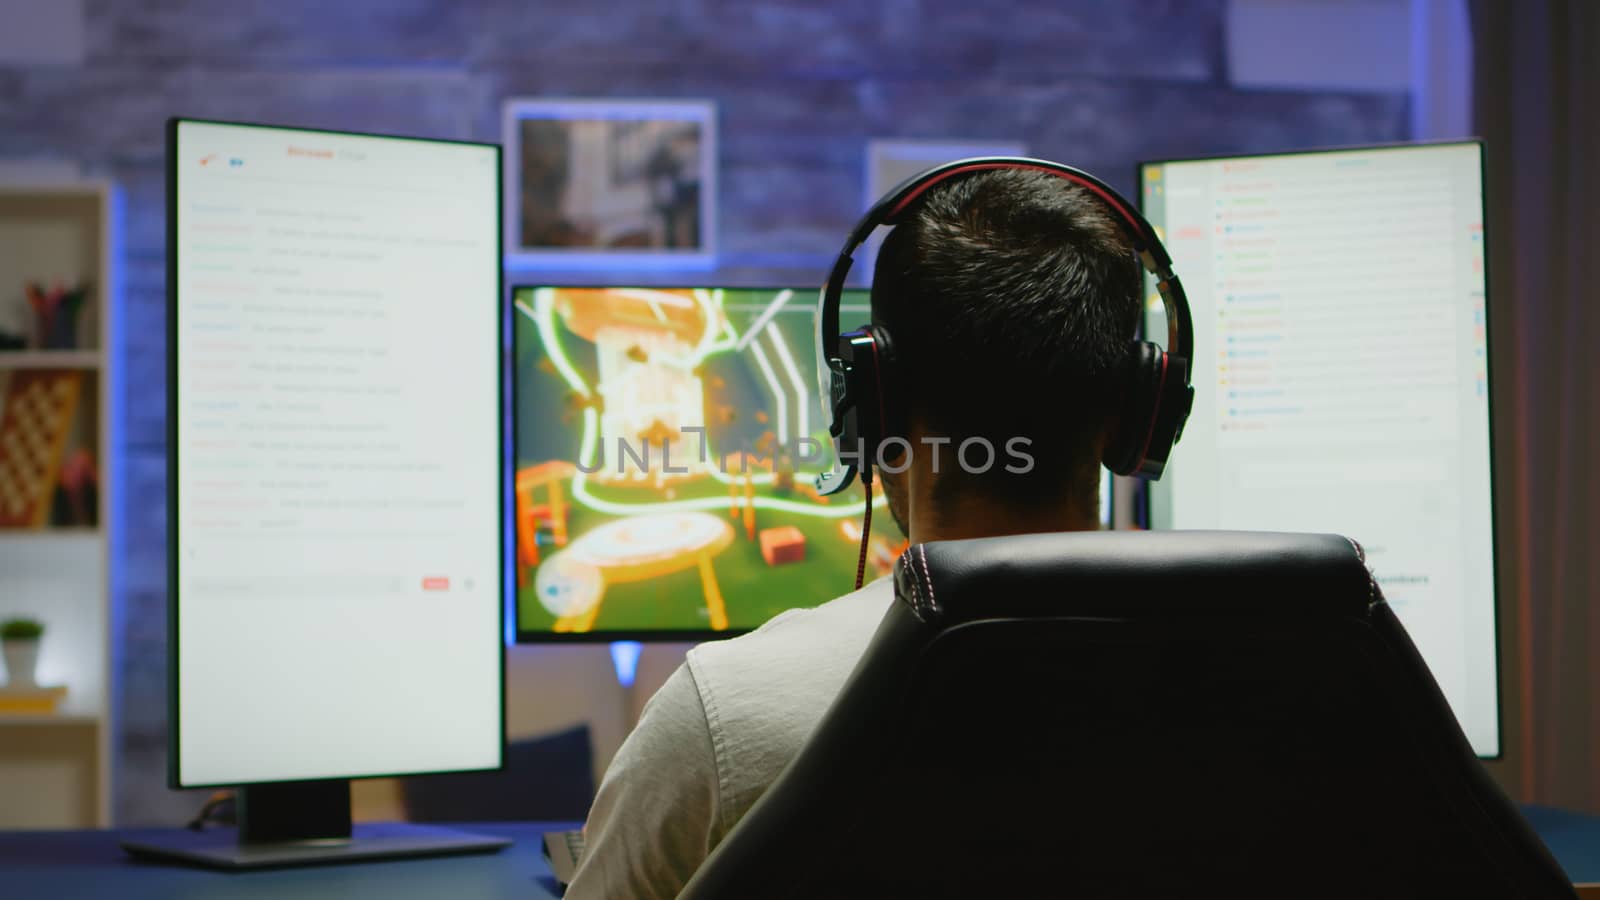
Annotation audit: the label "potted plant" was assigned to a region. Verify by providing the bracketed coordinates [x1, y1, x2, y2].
[1, 618, 44, 688]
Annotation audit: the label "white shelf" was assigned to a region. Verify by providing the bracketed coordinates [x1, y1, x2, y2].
[0, 528, 101, 540]
[0, 713, 99, 728]
[0, 179, 114, 827]
[0, 182, 106, 197]
[0, 350, 100, 369]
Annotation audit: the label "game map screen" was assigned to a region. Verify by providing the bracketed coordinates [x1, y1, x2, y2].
[512, 285, 901, 640]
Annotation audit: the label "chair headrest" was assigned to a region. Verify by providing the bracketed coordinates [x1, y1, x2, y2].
[892, 530, 1377, 626]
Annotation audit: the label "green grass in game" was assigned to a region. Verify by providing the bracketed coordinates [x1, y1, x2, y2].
[515, 475, 890, 635]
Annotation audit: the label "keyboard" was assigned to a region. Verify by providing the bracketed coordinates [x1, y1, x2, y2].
[542, 829, 586, 885]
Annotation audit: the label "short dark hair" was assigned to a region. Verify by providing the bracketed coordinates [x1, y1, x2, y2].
[870, 168, 1142, 508]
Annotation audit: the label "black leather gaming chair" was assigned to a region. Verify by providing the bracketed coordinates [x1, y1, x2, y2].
[678, 531, 1574, 899]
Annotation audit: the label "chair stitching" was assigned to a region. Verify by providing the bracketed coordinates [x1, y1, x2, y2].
[917, 544, 938, 619]
[1346, 536, 1379, 610]
[902, 556, 925, 619]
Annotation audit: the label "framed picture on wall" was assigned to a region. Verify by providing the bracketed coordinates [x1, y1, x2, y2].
[860, 139, 1026, 279]
[503, 99, 717, 270]
[864, 138, 1028, 207]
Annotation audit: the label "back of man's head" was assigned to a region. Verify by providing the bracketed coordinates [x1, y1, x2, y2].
[870, 168, 1142, 511]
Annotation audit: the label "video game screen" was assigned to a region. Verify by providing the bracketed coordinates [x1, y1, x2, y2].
[512, 285, 903, 640]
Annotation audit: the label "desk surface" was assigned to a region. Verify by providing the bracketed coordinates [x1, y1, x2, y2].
[2, 809, 1598, 897]
[0, 821, 578, 899]
[1524, 806, 1600, 884]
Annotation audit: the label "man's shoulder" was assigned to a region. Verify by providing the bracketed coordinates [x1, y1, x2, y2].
[679, 576, 896, 741]
[567, 579, 897, 897]
[677, 577, 896, 831]
[685, 577, 896, 693]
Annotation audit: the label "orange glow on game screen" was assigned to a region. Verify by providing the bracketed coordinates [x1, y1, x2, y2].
[512, 286, 902, 639]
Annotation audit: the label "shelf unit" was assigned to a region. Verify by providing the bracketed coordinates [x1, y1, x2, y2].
[0, 180, 116, 828]
[0, 350, 100, 369]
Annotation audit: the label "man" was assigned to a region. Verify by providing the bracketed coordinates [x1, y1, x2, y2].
[565, 168, 1143, 898]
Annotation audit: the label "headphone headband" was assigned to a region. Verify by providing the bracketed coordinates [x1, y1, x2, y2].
[888, 162, 1143, 237]
[814, 156, 1194, 495]
[819, 157, 1189, 368]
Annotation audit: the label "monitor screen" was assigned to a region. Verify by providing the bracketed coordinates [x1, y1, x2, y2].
[169, 120, 504, 786]
[512, 285, 907, 641]
[1140, 142, 1499, 756]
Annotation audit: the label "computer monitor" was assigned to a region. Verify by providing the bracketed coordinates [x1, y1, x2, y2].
[511, 285, 912, 641]
[1139, 142, 1500, 757]
[134, 119, 508, 867]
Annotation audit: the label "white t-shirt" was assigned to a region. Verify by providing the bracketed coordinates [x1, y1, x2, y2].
[565, 577, 895, 899]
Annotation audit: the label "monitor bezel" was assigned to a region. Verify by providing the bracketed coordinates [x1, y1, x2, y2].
[1135, 139, 1503, 760]
[166, 117, 509, 789]
[508, 282, 877, 645]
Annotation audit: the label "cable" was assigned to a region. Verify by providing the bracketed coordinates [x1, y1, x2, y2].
[855, 474, 873, 590]
[186, 790, 236, 831]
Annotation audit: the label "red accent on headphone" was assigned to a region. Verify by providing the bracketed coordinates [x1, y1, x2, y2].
[887, 162, 1144, 234]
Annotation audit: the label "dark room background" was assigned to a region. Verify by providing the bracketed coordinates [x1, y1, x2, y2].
[1, 0, 1433, 824]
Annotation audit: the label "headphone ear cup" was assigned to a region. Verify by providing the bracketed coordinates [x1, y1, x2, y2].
[830, 334, 862, 452]
[863, 325, 899, 453]
[830, 327, 887, 473]
[1138, 355, 1193, 480]
[1104, 342, 1166, 477]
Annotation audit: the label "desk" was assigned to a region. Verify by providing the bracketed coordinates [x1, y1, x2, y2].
[2, 811, 1598, 898]
[1524, 806, 1600, 892]
[0, 821, 577, 899]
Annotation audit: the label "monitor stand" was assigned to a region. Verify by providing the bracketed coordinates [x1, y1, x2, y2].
[120, 780, 511, 870]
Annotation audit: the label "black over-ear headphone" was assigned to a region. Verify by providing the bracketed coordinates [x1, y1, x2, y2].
[813, 157, 1195, 497]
